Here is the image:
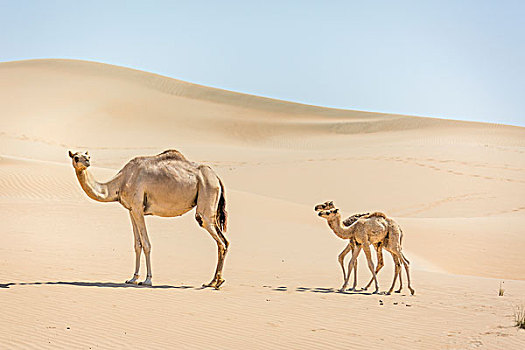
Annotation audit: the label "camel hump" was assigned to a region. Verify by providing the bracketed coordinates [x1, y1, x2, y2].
[342, 213, 370, 226]
[156, 149, 187, 161]
[364, 211, 387, 219]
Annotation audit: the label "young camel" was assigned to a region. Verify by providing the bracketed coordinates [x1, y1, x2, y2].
[317, 207, 386, 293]
[314, 201, 370, 290]
[69, 150, 229, 289]
[314, 201, 411, 294]
[318, 207, 414, 295]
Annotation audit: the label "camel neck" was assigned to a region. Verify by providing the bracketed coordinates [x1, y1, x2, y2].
[327, 215, 353, 239]
[75, 169, 120, 202]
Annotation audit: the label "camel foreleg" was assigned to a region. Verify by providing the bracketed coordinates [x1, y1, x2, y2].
[342, 245, 362, 291]
[338, 241, 352, 292]
[125, 212, 142, 284]
[130, 209, 152, 286]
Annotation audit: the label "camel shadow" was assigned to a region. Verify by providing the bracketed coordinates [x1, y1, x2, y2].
[0, 281, 195, 289]
[1, 282, 393, 295]
[267, 285, 377, 295]
[296, 286, 377, 295]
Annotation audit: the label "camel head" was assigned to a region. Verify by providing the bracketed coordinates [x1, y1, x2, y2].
[317, 208, 340, 219]
[314, 200, 335, 212]
[69, 150, 91, 171]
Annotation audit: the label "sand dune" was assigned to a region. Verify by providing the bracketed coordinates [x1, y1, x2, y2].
[1, 59, 524, 349]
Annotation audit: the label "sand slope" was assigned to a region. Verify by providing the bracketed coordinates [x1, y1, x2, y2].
[0, 59, 524, 349]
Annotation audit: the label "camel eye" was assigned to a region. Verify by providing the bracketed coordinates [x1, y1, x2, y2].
[74, 156, 79, 162]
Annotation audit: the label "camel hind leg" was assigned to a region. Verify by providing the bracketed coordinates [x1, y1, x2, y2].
[395, 255, 404, 293]
[351, 250, 358, 291]
[386, 254, 401, 295]
[363, 243, 384, 291]
[200, 220, 228, 289]
[196, 166, 229, 289]
[401, 253, 415, 295]
[362, 243, 379, 293]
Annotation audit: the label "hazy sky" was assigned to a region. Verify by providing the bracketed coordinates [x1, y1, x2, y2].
[1, 0, 524, 126]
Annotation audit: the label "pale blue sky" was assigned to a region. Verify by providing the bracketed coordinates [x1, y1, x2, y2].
[1, 0, 524, 126]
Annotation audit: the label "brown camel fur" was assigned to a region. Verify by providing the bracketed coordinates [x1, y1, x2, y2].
[315, 201, 370, 290]
[317, 205, 414, 295]
[69, 150, 229, 289]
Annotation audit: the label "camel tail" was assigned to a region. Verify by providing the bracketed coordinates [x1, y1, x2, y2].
[217, 178, 228, 233]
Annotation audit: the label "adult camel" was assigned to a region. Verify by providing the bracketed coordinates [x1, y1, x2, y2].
[69, 149, 228, 289]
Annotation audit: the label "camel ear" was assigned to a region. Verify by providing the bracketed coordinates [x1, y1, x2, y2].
[68, 151, 74, 158]
[85, 151, 89, 156]
[329, 201, 334, 205]
[334, 209, 339, 213]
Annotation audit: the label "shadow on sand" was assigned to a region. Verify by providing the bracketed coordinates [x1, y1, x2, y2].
[0, 281, 196, 289]
[1, 282, 396, 296]
[265, 285, 378, 295]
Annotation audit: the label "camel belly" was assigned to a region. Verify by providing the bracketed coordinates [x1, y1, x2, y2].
[142, 185, 197, 217]
[118, 162, 200, 217]
[362, 220, 388, 244]
[144, 202, 194, 217]
[368, 232, 388, 244]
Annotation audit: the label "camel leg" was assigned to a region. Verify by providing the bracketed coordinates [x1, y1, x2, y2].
[395, 255, 404, 293]
[362, 244, 379, 293]
[196, 167, 228, 290]
[130, 210, 152, 286]
[387, 254, 401, 295]
[201, 221, 228, 289]
[338, 242, 352, 291]
[401, 253, 415, 295]
[125, 212, 142, 284]
[363, 244, 384, 290]
[351, 248, 358, 291]
[342, 245, 362, 291]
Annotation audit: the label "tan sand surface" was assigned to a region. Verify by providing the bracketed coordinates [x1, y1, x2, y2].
[1, 59, 524, 349]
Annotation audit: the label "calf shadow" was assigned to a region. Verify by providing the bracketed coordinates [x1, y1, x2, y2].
[295, 286, 376, 295]
[266, 285, 375, 295]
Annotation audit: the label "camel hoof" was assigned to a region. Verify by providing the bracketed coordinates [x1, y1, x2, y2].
[386, 291, 392, 295]
[125, 279, 138, 285]
[138, 280, 152, 287]
[372, 289, 379, 294]
[410, 289, 415, 295]
[214, 279, 225, 290]
[395, 289, 402, 293]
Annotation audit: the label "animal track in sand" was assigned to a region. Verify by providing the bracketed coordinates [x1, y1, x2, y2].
[396, 192, 491, 216]
[483, 206, 525, 217]
[303, 155, 525, 184]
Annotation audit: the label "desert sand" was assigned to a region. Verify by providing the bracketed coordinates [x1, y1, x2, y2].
[0, 59, 524, 349]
